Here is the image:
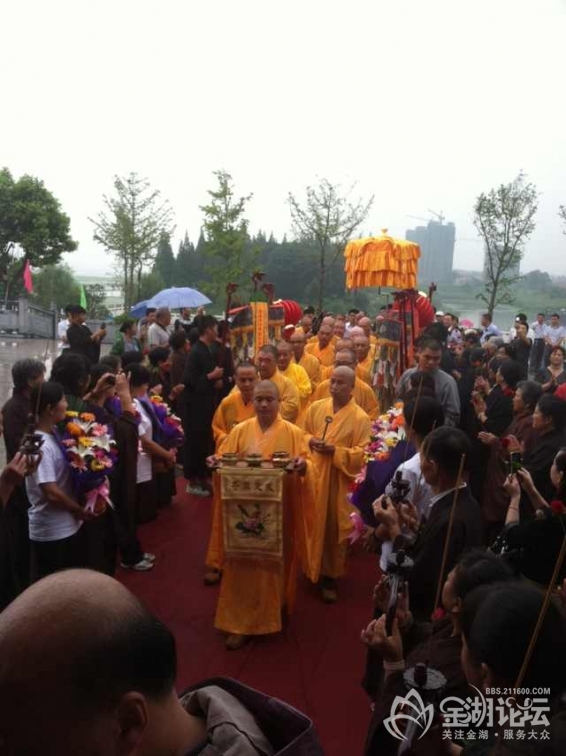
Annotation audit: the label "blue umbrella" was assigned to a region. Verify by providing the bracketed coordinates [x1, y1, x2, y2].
[129, 300, 149, 319]
[145, 286, 212, 309]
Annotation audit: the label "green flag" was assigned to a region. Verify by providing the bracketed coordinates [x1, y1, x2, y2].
[79, 284, 87, 309]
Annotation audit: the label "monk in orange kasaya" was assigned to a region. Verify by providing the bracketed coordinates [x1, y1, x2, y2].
[290, 331, 321, 393]
[312, 348, 378, 420]
[305, 322, 335, 367]
[303, 366, 371, 603]
[204, 363, 258, 586]
[213, 380, 316, 650]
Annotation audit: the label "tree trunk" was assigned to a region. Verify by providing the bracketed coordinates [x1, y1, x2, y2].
[318, 244, 325, 312]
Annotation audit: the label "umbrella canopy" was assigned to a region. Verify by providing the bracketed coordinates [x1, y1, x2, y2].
[344, 231, 420, 290]
[129, 300, 149, 318]
[145, 287, 211, 309]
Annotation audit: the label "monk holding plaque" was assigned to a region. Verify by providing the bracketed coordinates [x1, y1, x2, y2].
[211, 380, 316, 650]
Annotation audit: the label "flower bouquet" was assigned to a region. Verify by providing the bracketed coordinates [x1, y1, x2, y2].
[59, 411, 118, 514]
[349, 402, 414, 526]
[149, 395, 184, 449]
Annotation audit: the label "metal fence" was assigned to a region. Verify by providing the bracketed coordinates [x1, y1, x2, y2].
[0, 298, 56, 339]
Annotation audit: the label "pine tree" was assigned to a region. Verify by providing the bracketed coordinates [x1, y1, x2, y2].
[153, 232, 176, 287]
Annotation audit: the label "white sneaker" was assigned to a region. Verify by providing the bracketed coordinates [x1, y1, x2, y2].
[144, 553, 156, 563]
[121, 557, 154, 571]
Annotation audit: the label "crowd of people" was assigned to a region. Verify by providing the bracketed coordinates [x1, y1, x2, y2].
[1, 302, 566, 754]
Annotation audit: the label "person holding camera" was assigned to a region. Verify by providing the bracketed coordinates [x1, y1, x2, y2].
[66, 305, 106, 364]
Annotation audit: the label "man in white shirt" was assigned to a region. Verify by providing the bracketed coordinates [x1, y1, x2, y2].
[57, 305, 72, 353]
[379, 395, 445, 572]
[147, 307, 172, 348]
[530, 312, 547, 373]
[479, 313, 502, 345]
[543, 313, 566, 365]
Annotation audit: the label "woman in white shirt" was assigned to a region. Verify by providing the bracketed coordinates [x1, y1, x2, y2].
[25, 382, 96, 581]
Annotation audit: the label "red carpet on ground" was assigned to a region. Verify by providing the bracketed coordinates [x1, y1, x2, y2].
[120, 478, 378, 755]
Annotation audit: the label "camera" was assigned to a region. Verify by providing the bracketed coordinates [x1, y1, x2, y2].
[100, 322, 107, 329]
[105, 375, 116, 386]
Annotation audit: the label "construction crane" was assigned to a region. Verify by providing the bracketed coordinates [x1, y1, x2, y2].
[427, 209, 445, 224]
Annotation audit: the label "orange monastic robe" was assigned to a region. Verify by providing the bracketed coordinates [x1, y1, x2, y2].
[298, 351, 322, 392]
[356, 355, 374, 387]
[280, 362, 312, 418]
[311, 377, 379, 420]
[305, 341, 335, 368]
[230, 371, 300, 424]
[303, 398, 371, 581]
[206, 392, 256, 573]
[214, 417, 316, 636]
[212, 391, 255, 450]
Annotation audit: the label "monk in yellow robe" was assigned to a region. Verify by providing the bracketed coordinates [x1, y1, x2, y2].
[353, 334, 374, 387]
[305, 323, 335, 367]
[312, 348, 379, 420]
[213, 380, 315, 649]
[211, 362, 257, 449]
[205, 363, 257, 586]
[303, 367, 371, 603]
[290, 331, 321, 392]
[320, 338, 354, 381]
[276, 340, 312, 417]
[256, 344, 300, 423]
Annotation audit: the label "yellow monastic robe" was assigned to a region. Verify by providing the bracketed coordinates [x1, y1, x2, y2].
[212, 392, 256, 450]
[230, 371, 300, 424]
[356, 355, 374, 387]
[206, 393, 256, 573]
[310, 377, 379, 420]
[280, 362, 312, 417]
[214, 417, 316, 636]
[298, 351, 322, 392]
[305, 341, 336, 368]
[303, 398, 371, 581]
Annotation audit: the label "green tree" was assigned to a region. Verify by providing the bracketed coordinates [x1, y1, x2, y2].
[153, 232, 176, 287]
[288, 178, 374, 311]
[31, 263, 80, 311]
[84, 284, 111, 319]
[474, 172, 538, 317]
[138, 270, 165, 302]
[199, 170, 256, 300]
[0, 168, 77, 302]
[89, 172, 174, 310]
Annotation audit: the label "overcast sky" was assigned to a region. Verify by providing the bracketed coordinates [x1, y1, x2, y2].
[1, 0, 565, 277]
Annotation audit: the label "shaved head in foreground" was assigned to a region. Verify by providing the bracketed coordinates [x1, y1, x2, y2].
[0, 570, 204, 755]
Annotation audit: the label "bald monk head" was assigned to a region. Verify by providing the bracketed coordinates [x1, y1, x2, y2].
[334, 348, 357, 369]
[0, 570, 207, 754]
[358, 317, 373, 338]
[317, 324, 333, 349]
[235, 361, 258, 402]
[348, 325, 364, 339]
[333, 320, 345, 338]
[321, 316, 335, 329]
[253, 379, 280, 428]
[335, 338, 354, 353]
[353, 334, 371, 362]
[276, 340, 292, 371]
[257, 344, 278, 379]
[290, 330, 306, 360]
[329, 366, 356, 408]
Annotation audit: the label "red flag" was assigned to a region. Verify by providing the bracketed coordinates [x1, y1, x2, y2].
[23, 259, 33, 293]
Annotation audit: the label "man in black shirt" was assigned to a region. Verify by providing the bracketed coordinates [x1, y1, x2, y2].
[182, 315, 224, 496]
[66, 305, 106, 365]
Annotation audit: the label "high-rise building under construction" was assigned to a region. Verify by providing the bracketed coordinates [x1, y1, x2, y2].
[405, 220, 456, 285]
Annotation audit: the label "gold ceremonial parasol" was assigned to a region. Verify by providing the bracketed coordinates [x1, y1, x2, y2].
[344, 230, 420, 290]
